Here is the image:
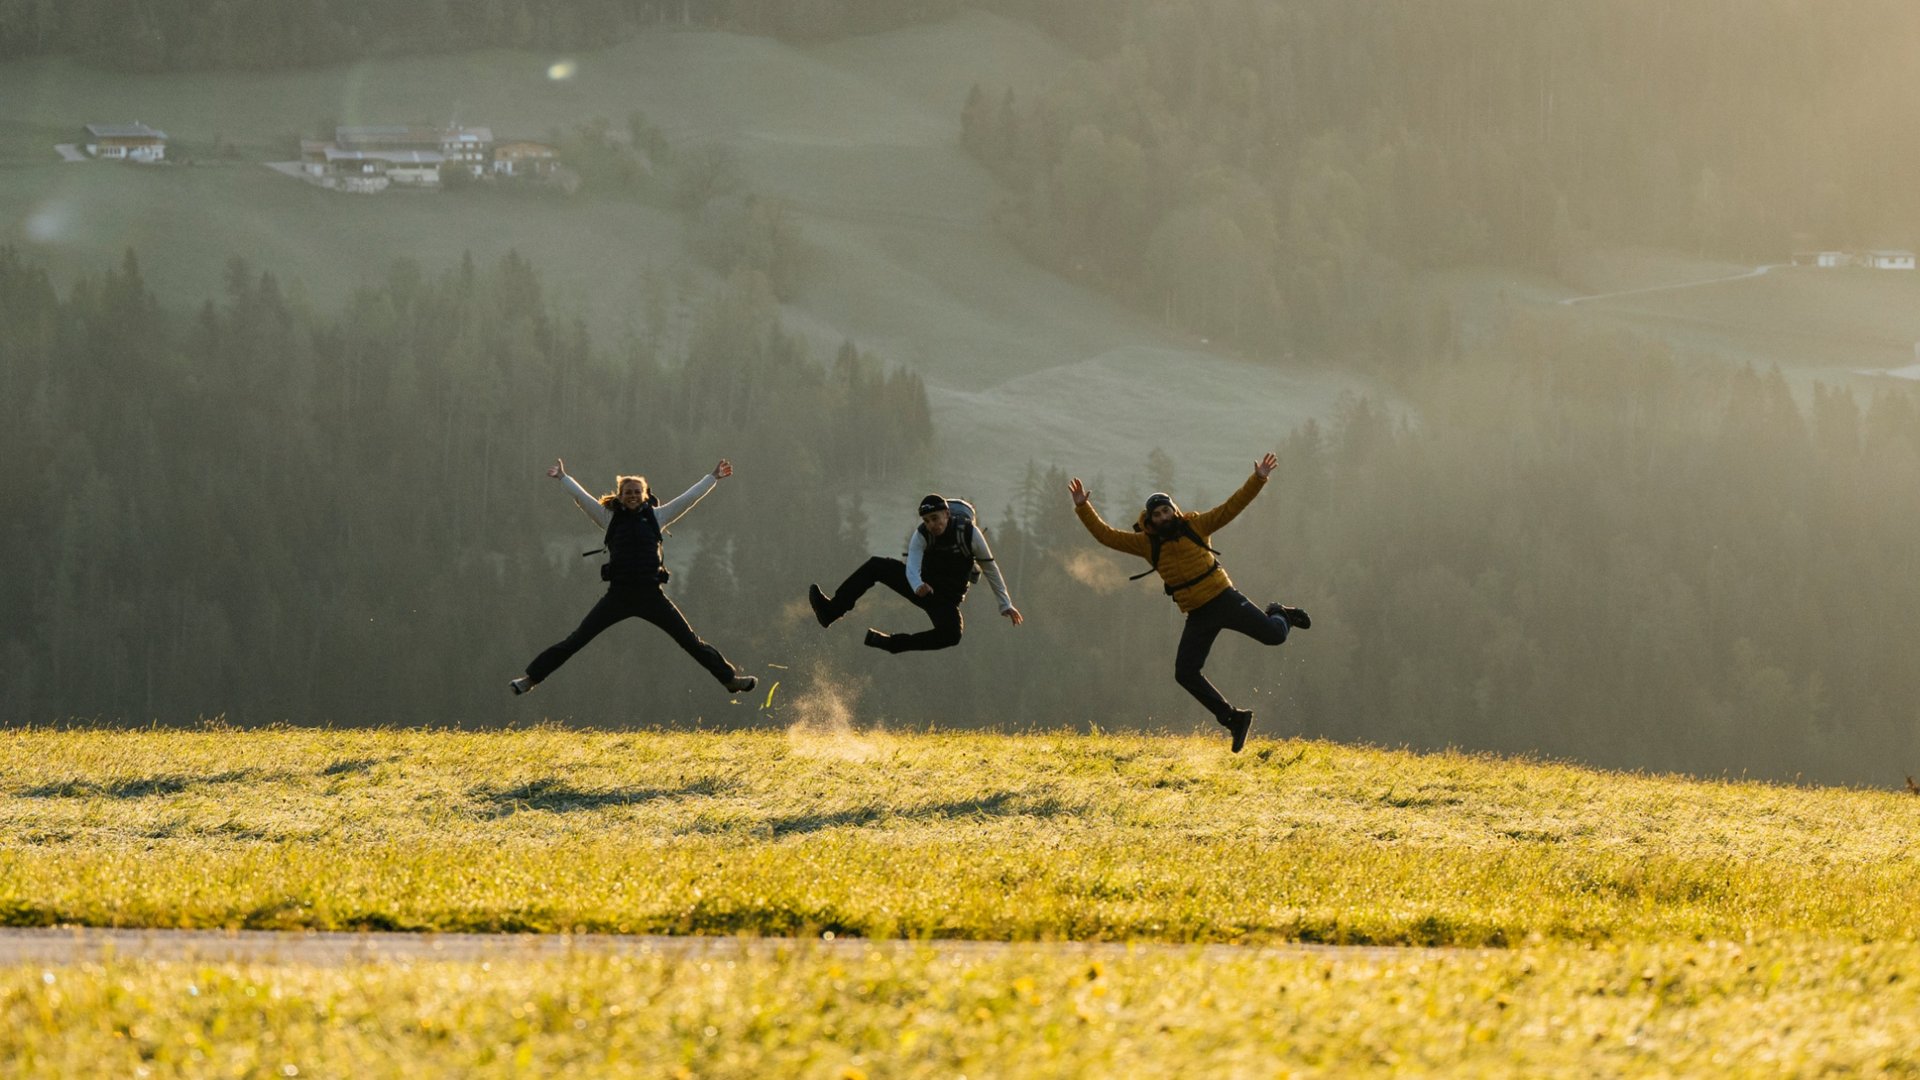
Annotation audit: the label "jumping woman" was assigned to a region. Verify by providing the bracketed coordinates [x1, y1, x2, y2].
[509, 458, 757, 697]
[1068, 453, 1310, 753]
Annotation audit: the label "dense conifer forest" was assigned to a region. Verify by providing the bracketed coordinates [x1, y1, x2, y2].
[7, 246, 1918, 785]
[961, 1, 1920, 356]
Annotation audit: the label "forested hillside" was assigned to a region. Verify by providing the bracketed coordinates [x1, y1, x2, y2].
[0, 247, 930, 725]
[7, 246, 1919, 785]
[0, 0, 962, 68]
[963, 0, 1920, 358]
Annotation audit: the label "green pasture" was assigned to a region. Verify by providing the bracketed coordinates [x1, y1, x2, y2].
[5, 727, 1916, 1076]
[1558, 257, 1920, 379]
[2, 727, 1914, 944]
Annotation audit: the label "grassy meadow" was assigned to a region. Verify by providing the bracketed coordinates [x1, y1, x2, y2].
[1558, 257, 1920, 380]
[2, 726, 1915, 944]
[7, 938, 1920, 1077]
[4, 725, 1920, 1075]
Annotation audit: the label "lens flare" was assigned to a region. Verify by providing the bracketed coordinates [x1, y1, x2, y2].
[22, 202, 70, 244]
[548, 60, 577, 81]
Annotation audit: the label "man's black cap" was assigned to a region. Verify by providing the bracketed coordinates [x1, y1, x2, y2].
[918, 493, 948, 516]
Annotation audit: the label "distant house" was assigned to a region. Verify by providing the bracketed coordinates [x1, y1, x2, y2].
[320, 148, 391, 193]
[82, 122, 167, 162]
[1865, 250, 1916, 270]
[366, 150, 439, 186]
[293, 123, 540, 192]
[1793, 250, 1851, 268]
[300, 139, 332, 177]
[440, 126, 493, 178]
[335, 125, 441, 153]
[494, 139, 560, 178]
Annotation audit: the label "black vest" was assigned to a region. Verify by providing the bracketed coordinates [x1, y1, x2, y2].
[918, 522, 975, 593]
[603, 499, 665, 584]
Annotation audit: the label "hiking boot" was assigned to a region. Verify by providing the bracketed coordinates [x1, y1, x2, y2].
[1266, 602, 1311, 630]
[808, 584, 836, 628]
[726, 674, 758, 695]
[863, 628, 894, 653]
[1224, 708, 1253, 753]
[508, 676, 535, 696]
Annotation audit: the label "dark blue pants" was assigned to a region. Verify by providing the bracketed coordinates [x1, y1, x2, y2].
[526, 583, 738, 686]
[827, 556, 965, 652]
[1174, 587, 1289, 720]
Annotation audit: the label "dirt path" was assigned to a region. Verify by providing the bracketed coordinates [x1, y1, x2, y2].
[1557, 263, 1785, 306]
[0, 927, 1444, 967]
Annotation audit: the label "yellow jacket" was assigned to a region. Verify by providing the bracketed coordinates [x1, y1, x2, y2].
[1074, 472, 1266, 613]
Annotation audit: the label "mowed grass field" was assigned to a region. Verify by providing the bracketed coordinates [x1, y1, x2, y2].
[3, 726, 1916, 942]
[4, 726, 1920, 1075]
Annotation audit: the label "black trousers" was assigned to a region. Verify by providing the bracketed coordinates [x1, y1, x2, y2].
[526, 582, 738, 686]
[1173, 587, 1289, 720]
[827, 556, 965, 652]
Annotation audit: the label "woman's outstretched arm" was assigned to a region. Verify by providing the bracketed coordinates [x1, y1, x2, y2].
[656, 459, 733, 528]
[549, 458, 611, 529]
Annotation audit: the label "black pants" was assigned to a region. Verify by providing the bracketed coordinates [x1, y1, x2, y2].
[827, 556, 965, 652]
[1174, 587, 1289, 720]
[525, 582, 738, 686]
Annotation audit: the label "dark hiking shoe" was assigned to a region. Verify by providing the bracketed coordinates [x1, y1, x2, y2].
[808, 584, 836, 628]
[508, 676, 534, 696]
[1266, 602, 1311, 630]
[1224, 708, 1253, 753]
[726, 674, 758, 695]
[863, 628, 894, 653]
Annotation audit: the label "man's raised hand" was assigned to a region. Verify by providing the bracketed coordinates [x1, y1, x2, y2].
[712, 459, 734, 480]
[1255, 452, 1277, 479]
[547, 458, 567, 480]
[1068, 477, 1090, 506]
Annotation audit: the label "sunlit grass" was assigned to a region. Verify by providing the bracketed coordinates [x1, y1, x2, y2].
[5, 939, 1919, 1077]
[3, 727, 1916, 945]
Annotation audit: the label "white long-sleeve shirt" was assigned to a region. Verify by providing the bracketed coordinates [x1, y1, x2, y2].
[560, 472, 718, 532]
[906, 524, 1015, 613]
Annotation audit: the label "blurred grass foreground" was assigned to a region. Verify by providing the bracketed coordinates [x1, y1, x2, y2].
[5, 725, 1920, 1076]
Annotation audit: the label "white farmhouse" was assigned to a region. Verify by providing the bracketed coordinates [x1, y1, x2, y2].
[1865, 250, 1915, 270]
[440, 127, 493, 178]
[82, 122, 167, 162]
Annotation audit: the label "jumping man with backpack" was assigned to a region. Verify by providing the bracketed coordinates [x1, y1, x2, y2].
[1068, 453, 1310, 752]
[808, 494, 1023, 653]
[508, 458, 757, 697]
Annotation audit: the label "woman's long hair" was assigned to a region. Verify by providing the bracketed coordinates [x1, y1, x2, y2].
[599, 475, 649, 509]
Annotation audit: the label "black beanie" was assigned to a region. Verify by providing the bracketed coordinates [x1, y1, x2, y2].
[918, 493, 948, 516]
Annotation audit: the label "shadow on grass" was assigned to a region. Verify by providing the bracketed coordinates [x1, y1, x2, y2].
[765, 790, 1068, 837]
[19, 770, 268, 799]
[321, 757, 395, 776]
[472, 776, 728, 817]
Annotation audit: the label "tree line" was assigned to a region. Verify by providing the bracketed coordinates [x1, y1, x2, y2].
[0, 0, 961, 69]
[933, 319, 1920, 788]
[0, 246, 929, 728]
[961, 0, 1920, 362]
[8, 245, 1918, 784]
